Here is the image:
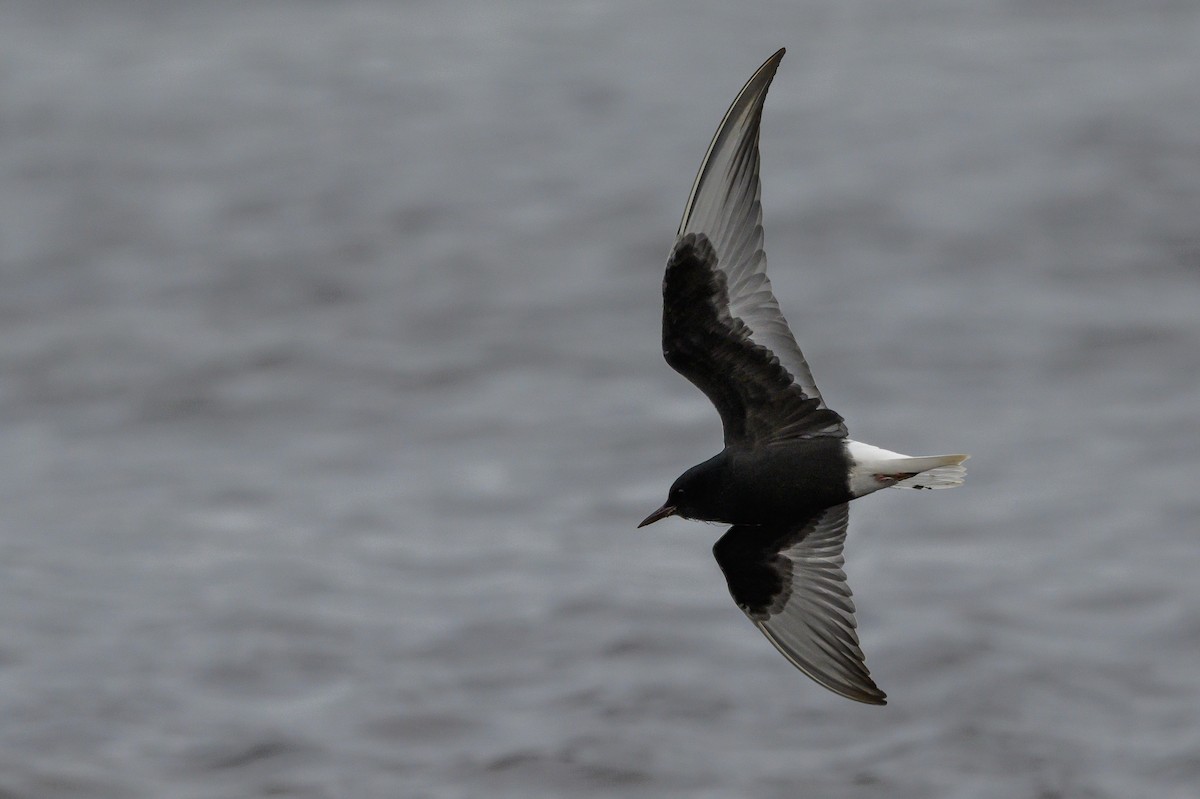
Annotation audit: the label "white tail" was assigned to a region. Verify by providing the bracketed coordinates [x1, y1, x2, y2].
[845, 441, 968, 498]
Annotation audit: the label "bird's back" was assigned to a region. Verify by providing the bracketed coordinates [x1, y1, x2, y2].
[710, 439, 853, 525]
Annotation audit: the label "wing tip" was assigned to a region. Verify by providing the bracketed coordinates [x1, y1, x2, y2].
[677, 48, 788, 238]
[814, 670, 888, 706]
[814, 670, 888, 705]
[752, 619, 889, 706]
[845, 684, 888, 706]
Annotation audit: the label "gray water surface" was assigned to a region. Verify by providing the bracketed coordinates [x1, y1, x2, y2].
[3, 2, 1199, 797]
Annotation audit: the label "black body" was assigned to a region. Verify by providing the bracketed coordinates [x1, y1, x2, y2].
[667, 439, 853, 525]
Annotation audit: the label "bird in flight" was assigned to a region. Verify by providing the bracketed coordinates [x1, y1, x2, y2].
[639, 48, 968, 705]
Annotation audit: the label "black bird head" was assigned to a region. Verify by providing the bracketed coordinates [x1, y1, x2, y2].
[638, 458, 724, 527]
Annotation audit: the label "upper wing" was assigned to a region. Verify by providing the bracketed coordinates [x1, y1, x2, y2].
[666, 48, 843, 445]
[664, 234, 845, 445]
[712, 504, 886, 704]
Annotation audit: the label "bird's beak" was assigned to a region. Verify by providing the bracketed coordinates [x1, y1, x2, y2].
[638, 503, 677, 528]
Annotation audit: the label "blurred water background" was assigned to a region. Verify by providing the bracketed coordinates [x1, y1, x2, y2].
[2, 1, 1199, 797]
